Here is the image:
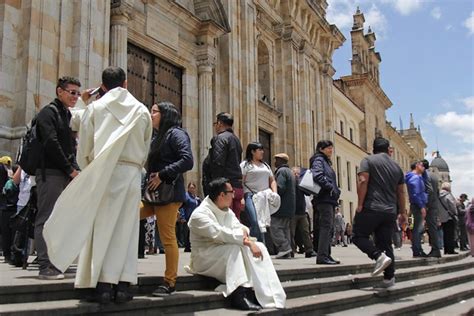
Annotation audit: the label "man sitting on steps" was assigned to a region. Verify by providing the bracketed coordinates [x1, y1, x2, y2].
[185, 177, 286, 310]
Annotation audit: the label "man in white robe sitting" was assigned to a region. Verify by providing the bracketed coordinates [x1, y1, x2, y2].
[186, 177, 286, 310]
[43, 66, 152, 304]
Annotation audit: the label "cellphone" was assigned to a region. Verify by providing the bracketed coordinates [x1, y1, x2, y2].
[89, 87, 101, 96]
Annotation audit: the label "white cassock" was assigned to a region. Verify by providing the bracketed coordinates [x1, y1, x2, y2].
[43, 87, 152, 288]
[185, 197, 286, 309]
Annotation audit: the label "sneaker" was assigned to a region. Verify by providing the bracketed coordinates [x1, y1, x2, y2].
[152, 284, 176, 297]
[275, 249, 292, 259]
[372, 253, 392, 276]
[38, 267, 65, 280]
[374, 277, 395, 289]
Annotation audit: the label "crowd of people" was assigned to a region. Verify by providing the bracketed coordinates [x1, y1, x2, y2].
[1, 68, 473, 311]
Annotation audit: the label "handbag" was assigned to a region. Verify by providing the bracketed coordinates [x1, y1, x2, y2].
[143, 174, 176, 205]
[298, 169, 321, 196]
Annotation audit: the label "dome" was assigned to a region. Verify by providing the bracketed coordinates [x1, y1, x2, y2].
[430, 151, 449, 172]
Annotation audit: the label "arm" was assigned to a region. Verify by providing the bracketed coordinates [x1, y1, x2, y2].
[356, 172, 369, 212]
[159, 129, 194, 182]
[12, 166, 22, 185]
[69, 97, 88, 132]
[311, 158, 333, 191]
[397, 183, 407, 216]
[209, 136, 228, 179]
[275, 169, 288, 196]
[76, 107, 95, 170]
[269, 176, 277, 193]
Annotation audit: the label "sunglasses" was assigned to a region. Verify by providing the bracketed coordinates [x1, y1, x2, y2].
[62, 88, 81, 96]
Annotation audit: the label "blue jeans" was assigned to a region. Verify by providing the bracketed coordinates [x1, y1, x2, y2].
[411, 204, 425, 255]
[244, 192, 263, 242]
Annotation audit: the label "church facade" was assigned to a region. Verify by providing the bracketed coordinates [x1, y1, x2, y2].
[0, 1, 426, 220]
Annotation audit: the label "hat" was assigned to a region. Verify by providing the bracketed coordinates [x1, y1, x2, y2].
[274, 153, 289, 162]
[0, 156, 12, 165]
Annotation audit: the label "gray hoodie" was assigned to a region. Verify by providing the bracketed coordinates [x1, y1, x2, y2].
[438, 189, 457, 223]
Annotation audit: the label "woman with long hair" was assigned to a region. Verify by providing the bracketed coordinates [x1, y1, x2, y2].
[143, 102, 193, 296]
[310, 140, 341, 265]
[240, 142, 277, 242]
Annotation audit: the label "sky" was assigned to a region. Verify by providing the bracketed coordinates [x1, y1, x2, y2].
[326, 0, 474, 199]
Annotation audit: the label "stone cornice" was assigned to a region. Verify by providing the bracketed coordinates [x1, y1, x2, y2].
[340, 74, 392, 109]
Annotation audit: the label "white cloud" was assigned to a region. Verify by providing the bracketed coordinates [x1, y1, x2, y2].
[365, 4, 389, 38]
[382, 0, 424, 16]
[433, 111, 474, 144]
[464, 11, 474, 35]
[430, 7, 441, 20]
[326, 0, 358, 30]
[460, 96, 474, 109]
[440, 151, 474, 198]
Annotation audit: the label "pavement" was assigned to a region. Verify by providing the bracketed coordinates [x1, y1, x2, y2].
[1, 242, 466, 288]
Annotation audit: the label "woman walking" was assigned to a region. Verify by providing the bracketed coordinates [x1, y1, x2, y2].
[310, 140, 341, 265]
[143, 102, 193, 296]
[241, 142, 277, 242]
[438, 182, 458, 255]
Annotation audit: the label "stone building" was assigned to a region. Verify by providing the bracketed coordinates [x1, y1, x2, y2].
[430, 151, 451, 186]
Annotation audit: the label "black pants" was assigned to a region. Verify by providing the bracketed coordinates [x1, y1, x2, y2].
[426, 206, 441, 251]
[138, 219, 146, 257]
[442, 219, 456, 253]
[1, 208, 15, 260]
[315, 203, 334, 261]
[458, 213, 468, 249]
[352, 210, 397, 280]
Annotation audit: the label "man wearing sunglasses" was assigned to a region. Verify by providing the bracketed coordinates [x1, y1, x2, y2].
[34, 76, 82, 280]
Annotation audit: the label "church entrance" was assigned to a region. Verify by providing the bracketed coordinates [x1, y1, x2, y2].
[259, 129, 272, 167]
[127, 43, 183, 112]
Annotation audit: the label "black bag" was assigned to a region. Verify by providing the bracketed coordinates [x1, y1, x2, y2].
[143, 181, 175, 205]
[18, 104, 59, 175]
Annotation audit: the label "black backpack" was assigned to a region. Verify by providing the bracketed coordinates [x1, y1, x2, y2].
[18, 104, 59, 176]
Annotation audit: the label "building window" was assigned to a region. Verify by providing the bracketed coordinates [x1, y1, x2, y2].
[340, 121, 344, 136]
[347, 161, 352, 191]
[336, 156, 342, 188]
[349, 128, 354, 142]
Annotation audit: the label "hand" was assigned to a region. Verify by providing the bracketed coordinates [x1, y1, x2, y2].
[80, 89, 93, 103]
[248, 241, 263, 260]
[243, 229, 249, 239]
[421, 207, 427, 219]
[356, 205, 363, 213]
[147, 173, 162, 191]
[70, 169, 79, 179]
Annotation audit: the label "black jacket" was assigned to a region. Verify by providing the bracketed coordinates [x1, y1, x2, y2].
[310, 153, 340, 206]
[36, 99, 77, 175]
[208, 128, 243, 188]
[147, 127, 194, 203]
[0, 164, 8, 209]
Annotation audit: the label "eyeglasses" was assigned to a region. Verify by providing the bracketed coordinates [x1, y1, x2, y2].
[62, 88, 81, 96]
[224, 190, 235, 195]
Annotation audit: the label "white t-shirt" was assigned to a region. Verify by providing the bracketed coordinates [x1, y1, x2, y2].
[18, 170, 32, 208]
[240, 161, 273, 194]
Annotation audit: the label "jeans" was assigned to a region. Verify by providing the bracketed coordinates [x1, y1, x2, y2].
[244, 192, 263, 242]
[315, 203, 334, 261]
[411, 204, 425, 255]
[353, 210, 397, 280]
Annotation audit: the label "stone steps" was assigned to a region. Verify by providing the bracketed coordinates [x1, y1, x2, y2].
[1, 256, 472, 315]
[421, 297, 474, 315]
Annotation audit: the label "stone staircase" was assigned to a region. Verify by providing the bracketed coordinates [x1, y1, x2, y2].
[0, 253, 473, 315]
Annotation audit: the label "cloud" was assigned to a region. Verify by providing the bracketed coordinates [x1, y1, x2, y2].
[430, 7, 441, 20]
[464, 11, 474, 35]
[440, 151, 474, 198]
[365, 4, 389, 38]
[382, 0, 424, 16]
[433, 111, 474, 143]
[460, 96, 474, 109]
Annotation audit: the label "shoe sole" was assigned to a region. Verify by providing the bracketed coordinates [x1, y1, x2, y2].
[152, 292, 175, 297]
[38, 275, 65, 280]
[371, 257, 392, 276]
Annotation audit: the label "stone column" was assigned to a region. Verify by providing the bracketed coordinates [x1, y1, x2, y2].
[197, 60, 214, 165]
[110, 5, 130, 72]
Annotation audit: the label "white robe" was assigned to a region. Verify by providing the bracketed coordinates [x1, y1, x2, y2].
[185, 197, 286, 309]
[43, 87, 152, 288]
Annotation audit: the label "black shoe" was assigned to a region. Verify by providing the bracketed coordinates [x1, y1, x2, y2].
[114, 282, 133, 304]
[445, 251, 459, 255]
[427, 250, 442, 258]
[230, 287, 261, 311]
[305, 250, 317, 258]
[184, 248, 191, 253]
[316, 257, 338, 265]
[152, 283, 176, 297]
[460, 247, 469, 251]
[290, 252, 295, 258]
[413, 252, 428, 258]
[88, 282, 113, 304]
[329, 256, 341, 264]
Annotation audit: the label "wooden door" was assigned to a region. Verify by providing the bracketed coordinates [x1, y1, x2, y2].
[154, 58, 183, 113]
[259, 129, 272, 167]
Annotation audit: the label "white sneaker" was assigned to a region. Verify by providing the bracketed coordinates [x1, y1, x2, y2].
[372, 252, 392, 276]
[374, 277, 395, 289]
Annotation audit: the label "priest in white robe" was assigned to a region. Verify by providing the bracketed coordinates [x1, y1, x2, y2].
[185, 178, 286, 310]
[43, 66, 152, 303]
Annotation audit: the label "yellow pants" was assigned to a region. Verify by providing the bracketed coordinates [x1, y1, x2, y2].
[141, 202, 181, 287]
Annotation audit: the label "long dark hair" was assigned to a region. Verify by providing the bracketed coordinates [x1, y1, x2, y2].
[244, 142, 264, 163]
[148, 102, 182, 160]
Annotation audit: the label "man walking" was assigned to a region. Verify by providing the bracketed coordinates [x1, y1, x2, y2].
[203, 112, 244, 219]
[352, 137, 406, 288]
[422, 160, 442, 257]
[270, 153, 296, 259]
[457, 193, 469, 251]
[35, 76, 82, 280]
[44, 67, 152, 303]
[406, 161, 428, 257]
